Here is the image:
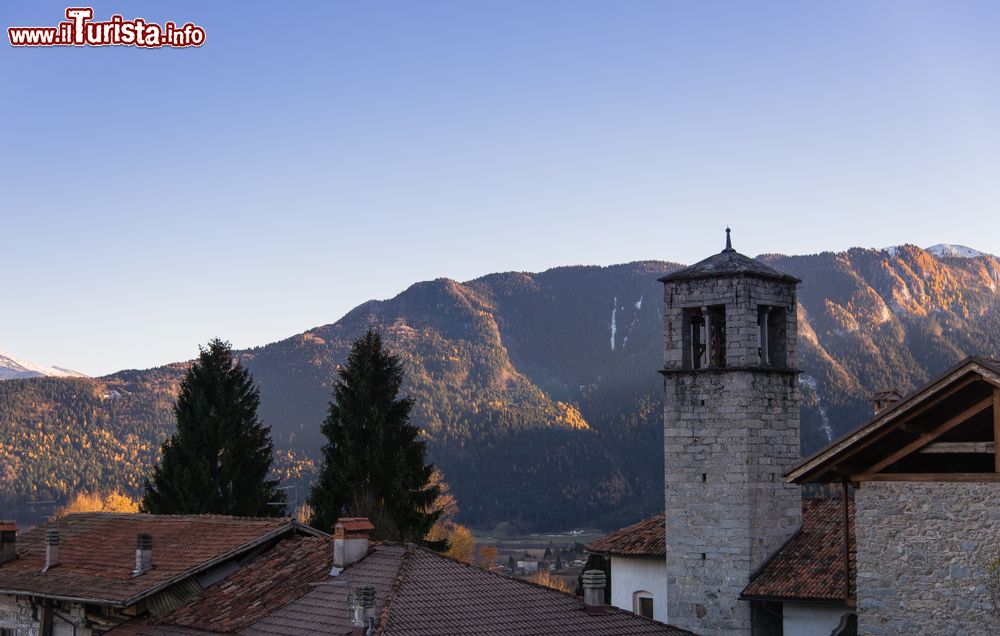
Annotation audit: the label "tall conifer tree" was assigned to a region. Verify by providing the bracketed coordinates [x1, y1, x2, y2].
[141, 339, 285, 516]
[308, 328, 441, 542]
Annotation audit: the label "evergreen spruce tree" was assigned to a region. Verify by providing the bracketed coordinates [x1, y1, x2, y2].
[141, 339, 285, 516]
[308, 328, 441, 543]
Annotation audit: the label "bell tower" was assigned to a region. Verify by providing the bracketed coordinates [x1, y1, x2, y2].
[660, 229, 802, 634]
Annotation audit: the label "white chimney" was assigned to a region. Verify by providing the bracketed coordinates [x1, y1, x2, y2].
[330, 518, 374, 576]
[582, 569, 608, 615]
[0, 522, 15, 564]
[133, 533, 153, 576]
[43, 529, 59, 572]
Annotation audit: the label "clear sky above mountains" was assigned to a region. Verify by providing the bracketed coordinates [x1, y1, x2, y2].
[4, 1, 1000, 375]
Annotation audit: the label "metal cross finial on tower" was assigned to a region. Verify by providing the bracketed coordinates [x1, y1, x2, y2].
[723, 227, 734, 252]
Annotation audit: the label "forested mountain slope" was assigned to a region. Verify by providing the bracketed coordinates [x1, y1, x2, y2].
[4, 245, 1000, 530]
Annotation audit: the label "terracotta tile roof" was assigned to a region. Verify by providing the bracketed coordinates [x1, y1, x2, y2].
[244, 543, 407, 636]
[870, 389, 902, 401]
[375, 545, 691, 635]
[337, 518, 375, 533]
[0, 513, 297, 606]
[157, 535, 335, 633]
[586, 514, 665, 559]
[741, 498, 855, 603]
[138, 542, 692, 635]
[111, 626, 217, 636]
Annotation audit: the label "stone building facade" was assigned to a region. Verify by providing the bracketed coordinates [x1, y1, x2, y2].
[787, 356, 1000, 636]
[856, 481, 1000, 636]
[660, 235, 803, 635]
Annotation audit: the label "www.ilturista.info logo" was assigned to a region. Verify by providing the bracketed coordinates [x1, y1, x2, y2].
[8, 8, 205, 48]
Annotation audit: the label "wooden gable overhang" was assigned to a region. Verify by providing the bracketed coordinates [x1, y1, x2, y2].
[787, 357, 1000, 484]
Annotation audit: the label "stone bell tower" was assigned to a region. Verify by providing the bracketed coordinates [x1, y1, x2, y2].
[660, 229, 802, 635]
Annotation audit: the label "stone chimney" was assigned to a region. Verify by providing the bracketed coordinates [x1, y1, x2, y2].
[133, 533, 153, 576]
[872, 389, 903, 415]
[330, 518, 375, 576]
[0, 522, 16, 564]
[582, 569, 608, 615]
[349, 584, 377, 636]
[43, 529, 59, 572]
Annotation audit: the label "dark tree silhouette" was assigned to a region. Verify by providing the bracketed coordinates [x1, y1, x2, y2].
[141, 339, 285, 516]
[308, 328, 441, 544]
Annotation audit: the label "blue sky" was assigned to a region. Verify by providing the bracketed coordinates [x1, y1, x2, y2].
[4, 1, 1000, 375]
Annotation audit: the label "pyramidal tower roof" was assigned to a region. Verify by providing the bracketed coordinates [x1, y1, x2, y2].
[658, 228, 800, 283]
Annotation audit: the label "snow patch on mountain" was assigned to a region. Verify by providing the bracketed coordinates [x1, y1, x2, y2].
[925, 244, 987, 259]
[0, 350, 87, 381]
[610, 297, 617, 351]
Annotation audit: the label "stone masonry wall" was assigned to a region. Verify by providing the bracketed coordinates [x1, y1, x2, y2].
[0, 594, 40, 636]
[663, 274, 801, 635]
[856, 482, 1000, 636]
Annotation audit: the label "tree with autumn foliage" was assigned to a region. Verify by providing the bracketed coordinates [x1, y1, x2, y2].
[55, 490, 138, 518]
[423, 469, 476, 562]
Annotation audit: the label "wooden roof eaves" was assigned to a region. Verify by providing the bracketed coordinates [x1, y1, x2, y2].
[787, 358, 994, 484]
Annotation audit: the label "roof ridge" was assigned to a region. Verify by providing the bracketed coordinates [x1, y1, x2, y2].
[56, 512, 293, 522]
[374, 543, 413, 635]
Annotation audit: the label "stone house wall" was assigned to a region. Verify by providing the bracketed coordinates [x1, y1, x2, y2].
[0, 594, 39, 636]
[856, 481, 1000, 635]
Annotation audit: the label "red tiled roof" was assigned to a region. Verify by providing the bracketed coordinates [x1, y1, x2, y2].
[586, 514, 665, 559]
[337, 518, 375, 532]
[375, 545, 691, 635]
[137, 542, 693, 635]
[741, 498, 855, 603]
[0, 522, 16, 533]
[157, 535, 334, 633]
[0, 513, 297, 606]
[246, 543, 408, 636]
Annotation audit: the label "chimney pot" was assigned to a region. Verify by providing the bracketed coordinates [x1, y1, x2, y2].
[134, 533, 153, 576]
[0, 521, 16, 564]
[331, 518, 374, 576]
[43, 528, 60, 572]
[872, 389, 903, 415]
[350, 584, 377, 635]
[582, 569, 607, 614]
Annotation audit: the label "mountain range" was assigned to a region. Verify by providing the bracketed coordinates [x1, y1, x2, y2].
[0, 351, 85, 381]
[3, 243, 1000, 531]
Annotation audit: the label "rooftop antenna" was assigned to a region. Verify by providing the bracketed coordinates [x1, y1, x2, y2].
[723, 227, 734, 253]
